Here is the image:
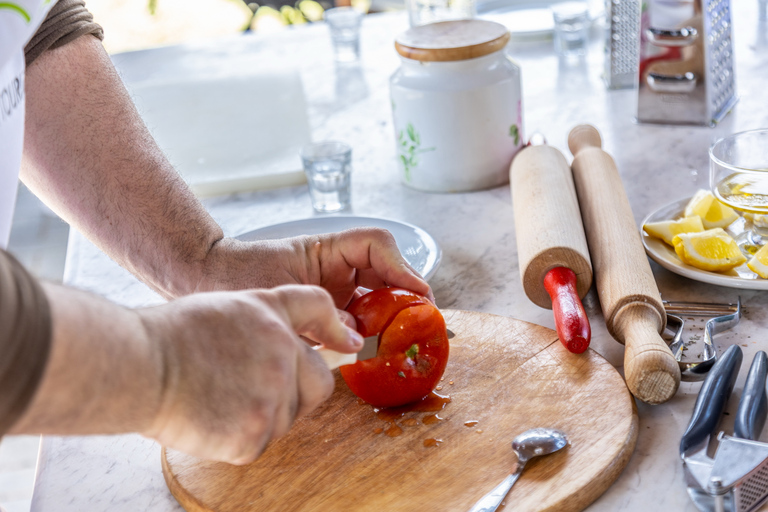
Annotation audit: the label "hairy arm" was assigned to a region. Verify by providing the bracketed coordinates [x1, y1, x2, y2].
[22, 35, 433, 304]
[21, 35, 221, 298]
[8, 283, 164, 435]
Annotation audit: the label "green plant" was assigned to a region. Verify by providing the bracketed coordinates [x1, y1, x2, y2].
[509, 124, 520, 145]
[398, 123, 434, 182]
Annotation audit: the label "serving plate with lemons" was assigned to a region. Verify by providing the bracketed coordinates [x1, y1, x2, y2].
[641, 190, 768, 289]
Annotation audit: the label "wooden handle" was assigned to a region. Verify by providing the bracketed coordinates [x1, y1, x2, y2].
[568, 124, 680, 404]
[511, 144, 592, 309]
[614, 304, 680, 405]
[316, 348, 356, 369]
[544, 267, 590, 354]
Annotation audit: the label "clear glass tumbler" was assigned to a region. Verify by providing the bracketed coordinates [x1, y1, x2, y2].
[406, 0, 475, 27]
[300, 141, 352, 213]
[710, 129, 768, 252]
[324, 7, 364, 63]
[551, 1, 590, 58]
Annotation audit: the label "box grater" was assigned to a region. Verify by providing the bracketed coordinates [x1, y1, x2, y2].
[636, 0, 738, 126]
[604, 0, 641, 89]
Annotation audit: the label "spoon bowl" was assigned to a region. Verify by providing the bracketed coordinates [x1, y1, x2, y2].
[468, 428, 569, 512]
[512, 427, 569, 463]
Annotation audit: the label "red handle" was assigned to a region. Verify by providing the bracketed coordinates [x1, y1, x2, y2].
[543, 267, 591, 354]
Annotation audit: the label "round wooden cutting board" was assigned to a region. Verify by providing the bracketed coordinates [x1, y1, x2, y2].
[162, 310, 638, 512]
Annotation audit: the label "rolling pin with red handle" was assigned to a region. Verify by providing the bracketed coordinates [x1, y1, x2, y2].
[511, 143, 593, 354]
[568, 124, 680, 404]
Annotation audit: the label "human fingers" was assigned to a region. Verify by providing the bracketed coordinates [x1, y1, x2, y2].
[328, 228, 434, 302]
[338, 308, 357, 330]
[294, 342, 336, 420]
[268, 285, 363, 353]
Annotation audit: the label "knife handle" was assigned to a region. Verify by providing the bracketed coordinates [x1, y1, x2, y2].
[316, 348, 357, 369]
[734, 351, 768, 440]
[679, 345, 743, 457]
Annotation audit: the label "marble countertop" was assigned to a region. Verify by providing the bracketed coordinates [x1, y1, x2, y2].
[31, 3, 768, 511]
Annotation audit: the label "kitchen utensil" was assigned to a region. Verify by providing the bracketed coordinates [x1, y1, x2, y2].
[680, 345, 768, 512]
[636, 0, 737, 126]
[122, 70, 311, 197]
[664, 298, 742, 381]
[467, 428, 569, 512]
[235, 216, 442, 281]
[641, 197, 768, 288]
[511, 143, 593, 353]
[604, 0, 640, 89]
[318, 335, 378, 369]
[162, 310, 638, 512]
[568, 124, 680, 404]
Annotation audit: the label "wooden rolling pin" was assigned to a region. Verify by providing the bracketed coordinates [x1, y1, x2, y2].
[568, 124, 680, 404]
[512, 143, 593, 353]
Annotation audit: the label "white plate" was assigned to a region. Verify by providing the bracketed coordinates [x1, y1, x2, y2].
[641, 197, 768, 290]
[477, 0, 603, 41]
[235, 216, 442, 281]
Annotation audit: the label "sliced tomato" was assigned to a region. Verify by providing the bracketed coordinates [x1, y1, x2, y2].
[340, 288, 449, 408]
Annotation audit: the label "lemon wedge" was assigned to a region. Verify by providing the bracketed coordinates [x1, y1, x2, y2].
[683, 189, 739, 229]
[672, 228, 746, 272]
[747, 243, 768, 278]
[643, 216, 705, 245]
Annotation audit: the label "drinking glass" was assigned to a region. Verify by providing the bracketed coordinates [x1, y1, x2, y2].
[710, 129, 768, 252]
[324, 7, 364, 63]
[300, 141, 352, 213]
[406, 0, 475, 27]
[551, 1, 590, 59]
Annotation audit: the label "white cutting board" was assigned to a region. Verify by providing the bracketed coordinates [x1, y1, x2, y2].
[125, 69, 311, 197]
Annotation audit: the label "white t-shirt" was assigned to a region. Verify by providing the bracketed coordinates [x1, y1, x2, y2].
[0, 0, 56, 248]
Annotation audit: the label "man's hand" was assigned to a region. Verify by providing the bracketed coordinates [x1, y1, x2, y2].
[193, 227, 434, 309]
[141, 285, 361, 464]
[11, 283, 361, 466]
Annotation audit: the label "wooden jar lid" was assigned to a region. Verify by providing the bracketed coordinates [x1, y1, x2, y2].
[395, 19, 510, 62]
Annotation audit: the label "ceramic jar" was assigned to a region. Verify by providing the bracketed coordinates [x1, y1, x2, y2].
[390, 19, 524, 192]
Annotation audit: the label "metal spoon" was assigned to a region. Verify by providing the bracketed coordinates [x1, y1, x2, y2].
[467, 428, 569, 512]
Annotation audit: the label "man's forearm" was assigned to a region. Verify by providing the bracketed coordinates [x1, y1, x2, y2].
[21, 35, 222, 298]
[9, 282, 163, 435]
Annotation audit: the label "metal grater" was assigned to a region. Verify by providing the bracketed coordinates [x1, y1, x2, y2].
[636, 0, 738, 126]
[735, 463, 768, 511]
[604, 0, 641, 89]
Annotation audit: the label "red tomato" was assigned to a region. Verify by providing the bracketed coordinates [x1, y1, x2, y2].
[340, 288, 450, 408]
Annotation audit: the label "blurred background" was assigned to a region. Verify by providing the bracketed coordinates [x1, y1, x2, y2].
[83, 0, 586, 54]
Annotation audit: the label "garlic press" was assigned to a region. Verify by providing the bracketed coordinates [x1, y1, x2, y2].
[663, 298, 742, 382]
[680, 344, 768, 512]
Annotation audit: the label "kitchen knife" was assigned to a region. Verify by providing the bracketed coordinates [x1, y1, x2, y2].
[568, 124, 680, 404]
[318, 335, 378, 369]
[511, 143, 593, 353]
